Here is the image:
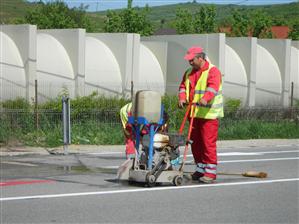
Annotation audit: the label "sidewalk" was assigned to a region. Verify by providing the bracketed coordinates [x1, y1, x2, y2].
[1, 139, 298, 156]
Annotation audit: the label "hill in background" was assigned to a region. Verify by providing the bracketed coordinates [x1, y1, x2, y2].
[1, 0, 298, 33]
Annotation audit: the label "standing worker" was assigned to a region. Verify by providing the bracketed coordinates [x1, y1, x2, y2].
[178, 46, 224, 183]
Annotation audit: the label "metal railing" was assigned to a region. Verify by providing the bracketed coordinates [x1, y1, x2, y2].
[1, 107, 298, 131]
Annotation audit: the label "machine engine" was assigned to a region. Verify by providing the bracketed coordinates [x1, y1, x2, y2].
[140, 133, 184, 171]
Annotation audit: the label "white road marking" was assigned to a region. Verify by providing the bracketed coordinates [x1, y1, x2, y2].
[101, 156, 299, 169]
[218, 152, 263, 156]
[184, 150, 299, 158]
[88, 149, 299, 157]
[103, 166, 119, 169]
[1, 161, 38, 167]
[250, 150, 299, 155]
[219, 157, 299, 163]
[276, 144, 297, 147]
[87, 152, 123, 155]
[1, 178, 298, 202]
[185, 157, 299, 164]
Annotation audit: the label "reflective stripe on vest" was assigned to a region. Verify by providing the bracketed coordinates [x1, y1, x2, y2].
[120, 102, 132, 129]
[184, 67, 193, 102]
[194, 89, 222, 96]
[184, 64, 224, 119]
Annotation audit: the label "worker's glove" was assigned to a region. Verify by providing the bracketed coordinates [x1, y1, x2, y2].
[178, 100, 186, 108]
[123, 129, 131, 138]
[198, 98, 207, 106]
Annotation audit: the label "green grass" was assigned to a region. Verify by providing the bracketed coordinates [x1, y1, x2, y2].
[0, 0, 36, 23]
[3, 119, 298, 147]
[18, 122, 124, 147]
[1, 94, 298, 147]
[219, 120, 299, 140]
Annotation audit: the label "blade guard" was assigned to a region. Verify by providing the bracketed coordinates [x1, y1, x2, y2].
[117, 159, 134, 180]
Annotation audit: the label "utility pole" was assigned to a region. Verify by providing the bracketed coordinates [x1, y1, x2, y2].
[127, 0, 132, 9]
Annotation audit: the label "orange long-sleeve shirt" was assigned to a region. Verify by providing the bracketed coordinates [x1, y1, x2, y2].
[179, 61, 221, 103]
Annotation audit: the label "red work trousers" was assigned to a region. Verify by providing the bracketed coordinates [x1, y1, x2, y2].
[124, 124, 136, 158]
[190, 118, 219, 178]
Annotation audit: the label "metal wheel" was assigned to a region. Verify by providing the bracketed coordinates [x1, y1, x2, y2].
[146, 174, 156, 187]
[173, 175, 183, 186]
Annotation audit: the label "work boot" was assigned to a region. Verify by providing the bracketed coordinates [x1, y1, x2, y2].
[199, 176, 215, 184]
[191, 171, 204, 180]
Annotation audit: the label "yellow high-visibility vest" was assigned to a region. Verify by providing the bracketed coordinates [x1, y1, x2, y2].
[184, 64, 224, 119]
[120, 102, 132, 129]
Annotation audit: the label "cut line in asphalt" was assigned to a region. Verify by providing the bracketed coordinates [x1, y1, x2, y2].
[1, 178, 298, 202]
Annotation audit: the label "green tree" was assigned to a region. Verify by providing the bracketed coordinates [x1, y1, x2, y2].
[104, 2, 153, 36]
[229, 9, 250, 37]
[193, 5, 216, 33]
[272, 15, 288, 26]
[104, 10, 123, 32]
[249, 10, 273, 38]
[174, 5, 216, 34]
[289, 23, 299, 40]
[174, 8, 194, 34]
[15, 1, 95, 32]
[226, 9, 272, 38]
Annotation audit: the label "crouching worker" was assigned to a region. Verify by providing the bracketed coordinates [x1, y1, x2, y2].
[120, 102, 169, 159]
[120, 102, 135, 159]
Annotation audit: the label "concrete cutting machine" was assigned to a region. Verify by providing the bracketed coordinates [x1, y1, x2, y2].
[117, 90, 185, 187]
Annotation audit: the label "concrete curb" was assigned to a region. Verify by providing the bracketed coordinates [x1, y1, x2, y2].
[0, 139, 298, 157]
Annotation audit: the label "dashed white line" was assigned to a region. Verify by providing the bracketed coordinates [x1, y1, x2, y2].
[1, 178, 298, 202]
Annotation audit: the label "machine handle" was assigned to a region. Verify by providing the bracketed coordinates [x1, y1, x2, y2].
[179, 102, 192, 135]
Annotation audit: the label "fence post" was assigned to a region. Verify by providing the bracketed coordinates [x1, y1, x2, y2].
[131, 81, 134, 102]
[62, 96, 71, 155]
[34, 79, 39, 129]
[290, 82, 294, 107]
[290, 82, 294, 121]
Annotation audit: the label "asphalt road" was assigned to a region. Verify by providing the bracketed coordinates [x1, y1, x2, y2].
[1, 144, 299, 223]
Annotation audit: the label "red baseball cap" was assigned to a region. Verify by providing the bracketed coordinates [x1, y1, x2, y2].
[184, 46, 203, 61]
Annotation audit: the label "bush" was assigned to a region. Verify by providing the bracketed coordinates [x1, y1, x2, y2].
[224, 98, 241, 117]
[1, 98, 31, 110]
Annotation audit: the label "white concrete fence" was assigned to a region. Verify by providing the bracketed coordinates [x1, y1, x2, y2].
[1, 24, 298, 107]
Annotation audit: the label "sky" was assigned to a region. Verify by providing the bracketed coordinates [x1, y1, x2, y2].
[28, 0, 298, 11]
